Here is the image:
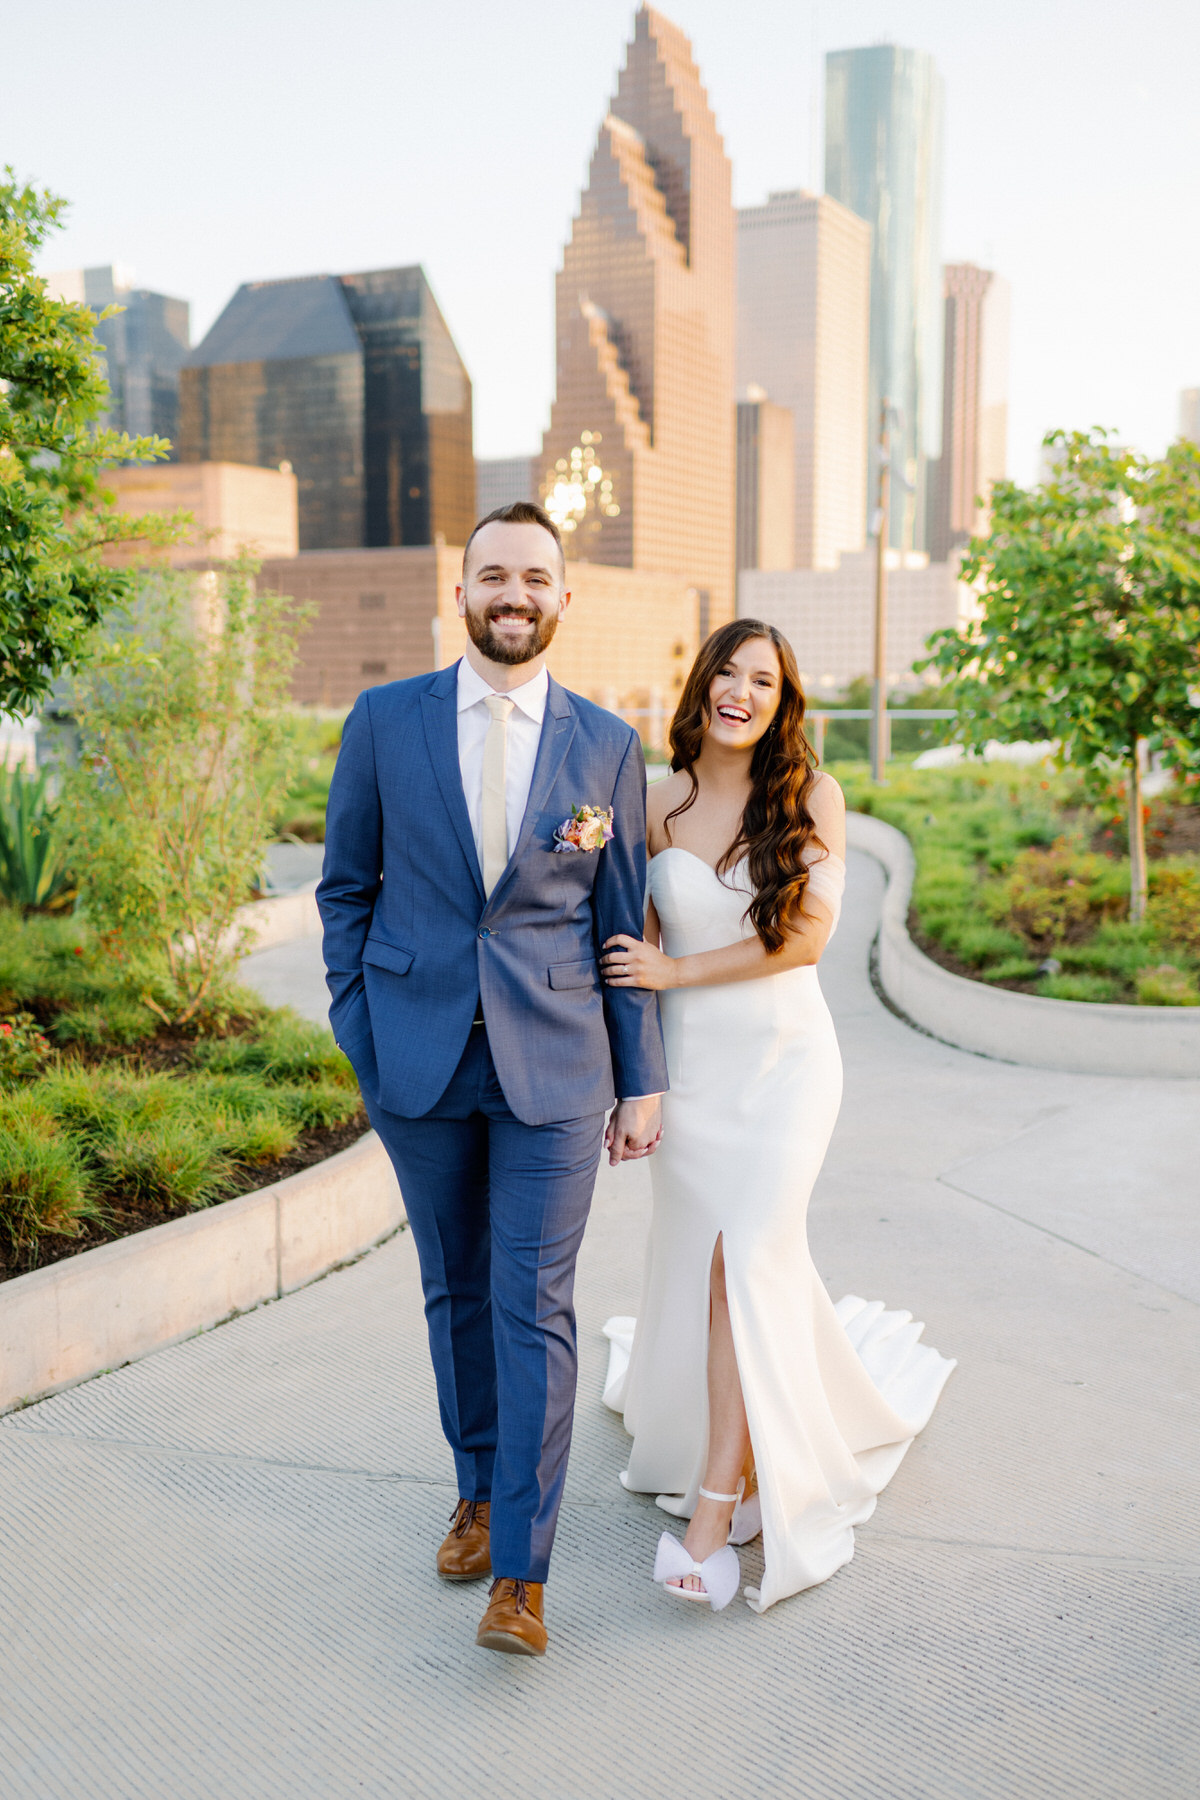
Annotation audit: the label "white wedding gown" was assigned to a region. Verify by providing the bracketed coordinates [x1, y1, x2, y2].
[603, 845, 955, 1613]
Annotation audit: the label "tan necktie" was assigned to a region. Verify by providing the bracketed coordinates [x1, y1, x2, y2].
[480, 693, 515, 897]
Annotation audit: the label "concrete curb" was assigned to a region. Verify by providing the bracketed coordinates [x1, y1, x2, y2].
[0, 1130, 403, 1416]
[847, 810, 1200, 1078]
[233, 880, 321, 956]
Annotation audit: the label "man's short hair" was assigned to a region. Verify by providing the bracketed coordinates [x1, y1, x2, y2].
[462, 500, 565, 581]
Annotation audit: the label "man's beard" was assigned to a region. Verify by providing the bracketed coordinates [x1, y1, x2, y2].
[464, 601, 558, 666]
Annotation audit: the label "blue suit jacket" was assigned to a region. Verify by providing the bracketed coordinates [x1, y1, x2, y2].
[317, 662, 669, 1127]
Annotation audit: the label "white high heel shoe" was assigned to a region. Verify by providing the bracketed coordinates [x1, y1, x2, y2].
[728, 1476, 762, 1546]
[654, 1487, 742, 1611]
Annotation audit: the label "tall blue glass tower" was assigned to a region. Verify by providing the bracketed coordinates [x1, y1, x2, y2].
[825, 45, 944, 551]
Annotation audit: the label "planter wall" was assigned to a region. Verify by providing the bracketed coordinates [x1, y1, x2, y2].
[848, 811, 1200, 1080]
[0, 1130, 402, 1416]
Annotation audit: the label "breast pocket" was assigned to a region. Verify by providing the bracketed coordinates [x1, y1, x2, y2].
[547, 958, 599, 990]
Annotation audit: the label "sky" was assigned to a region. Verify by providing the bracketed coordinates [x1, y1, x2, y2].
[5, 0, 1198, 484]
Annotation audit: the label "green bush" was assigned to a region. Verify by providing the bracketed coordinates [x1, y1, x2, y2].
[836, 762, 1200, 1003]
[1038, 972, 1120, 1003]
[0, 767, 75, 912]
[1135, 964, 1199, 1006]
[0, 1090, 98, 1260]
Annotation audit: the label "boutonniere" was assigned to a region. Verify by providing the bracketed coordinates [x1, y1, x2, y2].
[553, 803, 615, 854]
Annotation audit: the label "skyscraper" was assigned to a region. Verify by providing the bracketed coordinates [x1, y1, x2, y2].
[736, 189, 871, 569]
[180, 267, 474, 552]
[541, 6, 736, 630]
[929, 263, 1010, 561]
[45, 265, 190, 449]
[825, 45, 945, 550]
[735, 394, 794, 573]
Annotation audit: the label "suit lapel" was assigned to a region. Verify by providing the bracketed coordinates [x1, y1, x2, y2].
[420, 665, 485, 902]
[485, 675, 576, 912]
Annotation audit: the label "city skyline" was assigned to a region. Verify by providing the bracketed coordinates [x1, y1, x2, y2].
[8, 0, 1200, 485]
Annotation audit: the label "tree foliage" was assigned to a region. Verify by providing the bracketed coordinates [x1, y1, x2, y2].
[59, 565, 311, 1025]
[922, 429, 1200, 917]
[0, 170, 182, 713]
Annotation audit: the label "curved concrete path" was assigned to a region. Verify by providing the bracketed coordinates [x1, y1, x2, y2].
[2, 851, 1197, 1799]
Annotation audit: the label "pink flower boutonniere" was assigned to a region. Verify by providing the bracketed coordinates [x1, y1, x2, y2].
[553, 803, 615, 854]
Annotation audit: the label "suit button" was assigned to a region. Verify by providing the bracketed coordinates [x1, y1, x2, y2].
[478, 928, 491, 938]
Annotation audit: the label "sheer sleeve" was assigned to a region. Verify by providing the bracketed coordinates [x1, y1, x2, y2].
[803, 851, 846, 938]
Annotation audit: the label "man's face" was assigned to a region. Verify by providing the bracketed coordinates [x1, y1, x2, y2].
[457, 521, 570, 666]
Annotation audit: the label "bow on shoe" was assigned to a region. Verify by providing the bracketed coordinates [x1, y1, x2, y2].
[653, 1534, 741, 1612]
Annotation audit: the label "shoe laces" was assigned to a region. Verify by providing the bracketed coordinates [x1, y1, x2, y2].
[450, 1499, 486, 1539]
[489, 1577, 529, 1613]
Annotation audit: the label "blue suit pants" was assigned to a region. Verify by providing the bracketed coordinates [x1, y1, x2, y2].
[366, 1024, 604, 1583]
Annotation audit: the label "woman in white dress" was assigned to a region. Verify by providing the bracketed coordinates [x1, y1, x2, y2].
[599, 621, 955, 1614]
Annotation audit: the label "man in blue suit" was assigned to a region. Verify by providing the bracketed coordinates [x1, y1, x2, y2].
[318, 502, 667, 1656]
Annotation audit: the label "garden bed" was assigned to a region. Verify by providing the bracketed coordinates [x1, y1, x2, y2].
[0, 906, 365, 1284]
[836, 761, 1200, 1006]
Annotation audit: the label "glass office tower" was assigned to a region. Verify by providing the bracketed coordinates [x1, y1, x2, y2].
[45, 266, 190, 450]
[825, 45, 945, 550]
[181, 267, 474, 551]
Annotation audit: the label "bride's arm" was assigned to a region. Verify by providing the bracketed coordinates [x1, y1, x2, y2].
[603, 774, 844, 992]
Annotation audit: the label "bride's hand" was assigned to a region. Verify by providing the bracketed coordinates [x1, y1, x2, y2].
[601, 933, 678, 990]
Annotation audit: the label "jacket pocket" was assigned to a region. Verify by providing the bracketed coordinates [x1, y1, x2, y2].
[362, 936, 415, 977]
[548, 958, 598, 990]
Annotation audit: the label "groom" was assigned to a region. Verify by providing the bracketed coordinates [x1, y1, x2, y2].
[318, 501, 667, 1657]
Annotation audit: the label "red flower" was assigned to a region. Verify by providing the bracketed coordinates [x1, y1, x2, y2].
[74, 945, 84, 956]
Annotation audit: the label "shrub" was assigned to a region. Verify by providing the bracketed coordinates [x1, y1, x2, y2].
[0, 1012, 52, 1083]
[0, 767, 75, 912]
[981, 957, 1040, 984]
[59, 565, 311, 1025]
[0, 1091, 97, 1260]
[1146, 862, 1200, 954]
[1038, 972, 1120, 1003]
[1135, 964, 1199, 1007]
[192, 1011, 356, 1089]
[997, 843, 1127, 943]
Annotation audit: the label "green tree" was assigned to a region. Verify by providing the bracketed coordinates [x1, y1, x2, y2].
[59, 564, 311, 1025]
[922, 429, 1200, 920]
[0, 170, 181, 713]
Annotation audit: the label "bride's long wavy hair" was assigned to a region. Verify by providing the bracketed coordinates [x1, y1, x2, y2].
[664, 619, 822, 953]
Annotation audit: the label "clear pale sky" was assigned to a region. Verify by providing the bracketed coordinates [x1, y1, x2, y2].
[5, 0, 1197, 483]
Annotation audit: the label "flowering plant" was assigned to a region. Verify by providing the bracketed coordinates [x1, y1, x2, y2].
[0, 1012, 52, 1085]
[553, 803, 615, 854]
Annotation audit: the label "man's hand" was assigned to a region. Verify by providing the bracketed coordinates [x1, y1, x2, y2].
[605, 1096, 663, 1167]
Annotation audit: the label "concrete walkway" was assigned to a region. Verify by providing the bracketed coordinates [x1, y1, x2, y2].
[2, 852, 1197, 1799]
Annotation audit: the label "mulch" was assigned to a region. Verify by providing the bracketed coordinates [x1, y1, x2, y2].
[0, 1112, 372, 1287]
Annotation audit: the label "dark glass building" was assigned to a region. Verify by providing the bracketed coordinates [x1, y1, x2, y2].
[180, 267, 474, 551]
[48, 266, 190, 451]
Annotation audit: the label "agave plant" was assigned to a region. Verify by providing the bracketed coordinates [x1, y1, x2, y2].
[0, 765, 75, 912]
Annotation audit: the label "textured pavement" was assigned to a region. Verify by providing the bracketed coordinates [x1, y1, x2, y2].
[2, 851, 1197, 1799]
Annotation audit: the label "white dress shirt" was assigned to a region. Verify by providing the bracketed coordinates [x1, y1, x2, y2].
[456, 655, 548, 865]
[454, 656, 658, 1106]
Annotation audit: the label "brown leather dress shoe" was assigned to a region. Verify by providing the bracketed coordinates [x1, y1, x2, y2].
[436, 1499, 491, 1582]
[476, 1578, 547, 1656]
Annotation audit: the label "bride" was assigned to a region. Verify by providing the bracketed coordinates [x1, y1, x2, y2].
[599, 620, 955, 1614]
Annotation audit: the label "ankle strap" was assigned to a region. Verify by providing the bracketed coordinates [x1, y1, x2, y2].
[698, 1485, 739, 1504]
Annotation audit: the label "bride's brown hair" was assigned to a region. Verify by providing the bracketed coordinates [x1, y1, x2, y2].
[664, 619, 822, 953]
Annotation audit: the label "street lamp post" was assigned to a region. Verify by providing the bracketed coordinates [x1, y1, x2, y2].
[870, 400, 892, 784]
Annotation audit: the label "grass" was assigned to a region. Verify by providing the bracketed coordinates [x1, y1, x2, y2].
[835, 761, 1200, 1006]
[0, 905, 363, 1277]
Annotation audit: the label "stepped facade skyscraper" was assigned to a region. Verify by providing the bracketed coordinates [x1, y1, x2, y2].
[541, 6, 736, 631]
[181, 267, 474, 552]
[736, 189, 871, 570]
[825, 44, 945, 551]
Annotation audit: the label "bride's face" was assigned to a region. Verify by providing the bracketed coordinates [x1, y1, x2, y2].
[705, 638, 782, 751]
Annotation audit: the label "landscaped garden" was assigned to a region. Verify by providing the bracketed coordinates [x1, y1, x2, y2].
[838, 760, 1200, 1005]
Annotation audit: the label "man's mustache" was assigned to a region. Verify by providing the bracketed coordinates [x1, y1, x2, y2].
[487, 605, 539, 622]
